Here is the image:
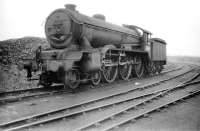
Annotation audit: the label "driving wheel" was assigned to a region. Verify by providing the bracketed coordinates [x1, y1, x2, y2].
[102, 65, 118, 83]
[134, 56, 144, 78]
[119, 62, 132, 80]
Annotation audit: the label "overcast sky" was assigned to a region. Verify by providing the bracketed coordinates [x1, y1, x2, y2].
[1, 0, 200, 56]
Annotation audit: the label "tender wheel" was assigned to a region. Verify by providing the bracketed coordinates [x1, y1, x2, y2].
[156, 64, 163, 74]
[64, 69, 80, 89]
[151, 62, 157, 75]
[119, 62, 132, 80]
[91, 70, 101, 86]
[102, 66, 118, 83]
[146, 62, 157, 76]
[134, 56, 144, 78]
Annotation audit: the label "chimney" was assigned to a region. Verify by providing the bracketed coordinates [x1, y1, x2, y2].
[64, 4, 76, 11]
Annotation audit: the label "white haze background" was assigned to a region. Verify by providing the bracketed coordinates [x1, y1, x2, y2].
[0, 0, 200, 56]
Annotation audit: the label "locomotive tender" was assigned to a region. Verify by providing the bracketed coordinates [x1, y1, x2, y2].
[33, 4, 166, 89]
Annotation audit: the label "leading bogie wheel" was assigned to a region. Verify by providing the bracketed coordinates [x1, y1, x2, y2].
[64, 69, 80, 89]
[39, 73, 52, 88]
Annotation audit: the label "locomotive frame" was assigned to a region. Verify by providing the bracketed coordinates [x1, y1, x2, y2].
[26, 4, 167, 89]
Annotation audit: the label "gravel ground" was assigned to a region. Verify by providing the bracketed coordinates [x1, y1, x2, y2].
[120, 93, 200, 131]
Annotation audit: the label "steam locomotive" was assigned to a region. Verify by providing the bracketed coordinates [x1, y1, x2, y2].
[29, 4, 166, 89]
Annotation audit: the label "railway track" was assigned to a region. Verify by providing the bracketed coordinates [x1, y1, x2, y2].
[79, 81, 200, 131]
[0, 66, 199, 131]
[0, 66, 183, 105]
[0, 86, 64, 104]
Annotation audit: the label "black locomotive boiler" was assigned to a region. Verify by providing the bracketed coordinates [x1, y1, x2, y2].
[32, 4, 166, 89]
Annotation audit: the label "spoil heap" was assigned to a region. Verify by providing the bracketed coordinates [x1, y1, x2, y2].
[0, 37, 49, 91]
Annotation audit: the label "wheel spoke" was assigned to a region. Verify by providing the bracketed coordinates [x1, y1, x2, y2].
[134, 56, 144, 78]
[91, 71, 101, 85]
[119, 63, 132, 80]
[102, 66, 118, 83]
[64, 69, 80, 89]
